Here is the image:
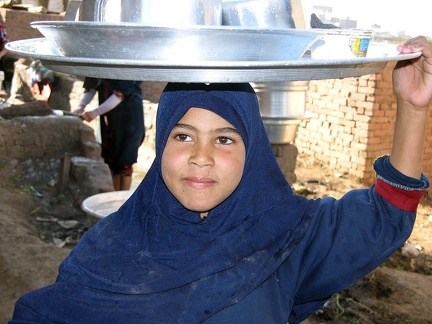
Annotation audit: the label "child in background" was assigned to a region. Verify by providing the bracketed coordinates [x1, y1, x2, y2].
[74, 78, 145, 190]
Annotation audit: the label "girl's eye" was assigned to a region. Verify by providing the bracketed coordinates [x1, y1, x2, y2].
[175, 133, 192, 142]
[217, 136, 234, 145]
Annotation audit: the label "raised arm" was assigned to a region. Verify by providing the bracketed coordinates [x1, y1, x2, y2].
[390, 36, 432, 179]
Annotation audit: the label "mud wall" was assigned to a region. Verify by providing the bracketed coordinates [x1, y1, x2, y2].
[0, 115, 93, 160]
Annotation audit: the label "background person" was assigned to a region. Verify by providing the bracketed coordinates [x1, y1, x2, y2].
[74, 78, 145, 190]
[0, 22, 8, 96]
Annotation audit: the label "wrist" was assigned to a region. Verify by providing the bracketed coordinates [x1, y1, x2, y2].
[396, 95, 432, 112]
[89, 110, 98, 119]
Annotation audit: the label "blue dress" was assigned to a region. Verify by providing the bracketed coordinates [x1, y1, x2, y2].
[10, 83, 428, 324]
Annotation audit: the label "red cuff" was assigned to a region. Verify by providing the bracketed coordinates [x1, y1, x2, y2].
[375, 178, 425, 212]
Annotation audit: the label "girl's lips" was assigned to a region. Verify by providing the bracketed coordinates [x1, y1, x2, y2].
[184, 177, 216, 189]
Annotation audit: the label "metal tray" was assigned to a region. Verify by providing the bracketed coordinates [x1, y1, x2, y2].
[31, 22, 319, 62]
[6, 38, 422, 83]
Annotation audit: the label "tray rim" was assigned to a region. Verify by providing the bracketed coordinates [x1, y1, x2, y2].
[6, 38, 422, 68]
[6, 38, 421, 82]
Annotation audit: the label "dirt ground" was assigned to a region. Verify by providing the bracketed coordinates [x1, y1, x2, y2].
[0, 153, 431, 323]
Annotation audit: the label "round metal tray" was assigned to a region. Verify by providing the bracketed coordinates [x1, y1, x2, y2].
[6, 38, 421, 83]
[30, 22, 319, 62]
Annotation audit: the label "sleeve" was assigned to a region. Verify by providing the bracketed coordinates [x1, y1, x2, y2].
[287, 155, 429, 320]
[111, 80, 140, 97]
[373, 155, 429, 212]
[83, 77, 101, 92]
[89, 93, 122, 117]
[78, 88, 97, 108]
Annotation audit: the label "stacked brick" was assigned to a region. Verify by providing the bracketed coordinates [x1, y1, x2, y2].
[296, 62, 432, 185]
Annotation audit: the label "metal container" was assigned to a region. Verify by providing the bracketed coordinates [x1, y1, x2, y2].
[222, 0, 294, 28]
[254, 81, 312, 144]
[118, 0, 222, 26]
[31, 22, 319, 62]
[254, 81, 309, 118]
[73, 0, 222, 25]
[261, 117, 301, 144]
[310, 29, 373, 60]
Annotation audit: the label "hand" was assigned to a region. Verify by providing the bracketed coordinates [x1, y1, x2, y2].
[72, 107, 85, 115]
[393, 36, 432, 109]
[82, 111, 97, 122]
[389, 36, 432, 179]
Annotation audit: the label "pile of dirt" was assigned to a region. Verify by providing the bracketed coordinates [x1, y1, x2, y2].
[0, 153, 431, 323]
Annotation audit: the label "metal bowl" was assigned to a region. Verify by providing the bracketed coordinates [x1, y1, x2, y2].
[31, 21, 319, 62]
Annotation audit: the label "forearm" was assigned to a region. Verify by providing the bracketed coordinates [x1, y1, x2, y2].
[78, 88, 97, 109]
[390, 99, 428, 180]
[82, 93, 122, 122]
[91, 93, 122, 117]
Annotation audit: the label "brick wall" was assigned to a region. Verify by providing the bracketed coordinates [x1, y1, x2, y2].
[296, 62, 432, 185]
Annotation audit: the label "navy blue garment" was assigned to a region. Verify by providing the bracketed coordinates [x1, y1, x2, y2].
[10, 83, 428, 323]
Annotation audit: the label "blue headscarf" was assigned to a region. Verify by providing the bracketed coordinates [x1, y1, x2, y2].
[12, 83, 315, 323]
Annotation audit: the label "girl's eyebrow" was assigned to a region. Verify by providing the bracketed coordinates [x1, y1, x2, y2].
[173, 123, 240, 135]
[215, 127, 241, 135]
[174, 123, 196, 131]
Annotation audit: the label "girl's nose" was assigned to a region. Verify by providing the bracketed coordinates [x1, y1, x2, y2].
[189, 142, 214, 167]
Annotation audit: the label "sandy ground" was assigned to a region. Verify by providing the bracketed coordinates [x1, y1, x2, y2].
[0, 153, 431, 323]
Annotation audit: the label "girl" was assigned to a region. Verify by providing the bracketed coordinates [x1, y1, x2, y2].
[11, 36, 432, 323]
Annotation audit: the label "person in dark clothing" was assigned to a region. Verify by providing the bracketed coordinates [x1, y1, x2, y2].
[10, 36, 432, 323]
[0, 23, 8, 95]
[74, 78, 145, 190]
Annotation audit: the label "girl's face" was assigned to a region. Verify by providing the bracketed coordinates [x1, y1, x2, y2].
[161, 107, 246, 218]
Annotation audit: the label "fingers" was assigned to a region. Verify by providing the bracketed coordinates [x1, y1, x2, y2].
[72, 107, 85, 115]
[404, 35, 427, 45]
[81, 112, 91, 122]
[82, 111, 97, 122]
[397, 35, 430, 56]
[393, 36, 432, 108]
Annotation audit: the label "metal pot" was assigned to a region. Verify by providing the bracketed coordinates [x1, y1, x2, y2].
[89, 0, 223, 26]
[261, 117, 301, 144]
[254, 81, 313, 144]
[254, 81, 310, 118]
[123, 0, 222, 26]
[222, 0, 294, 28]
